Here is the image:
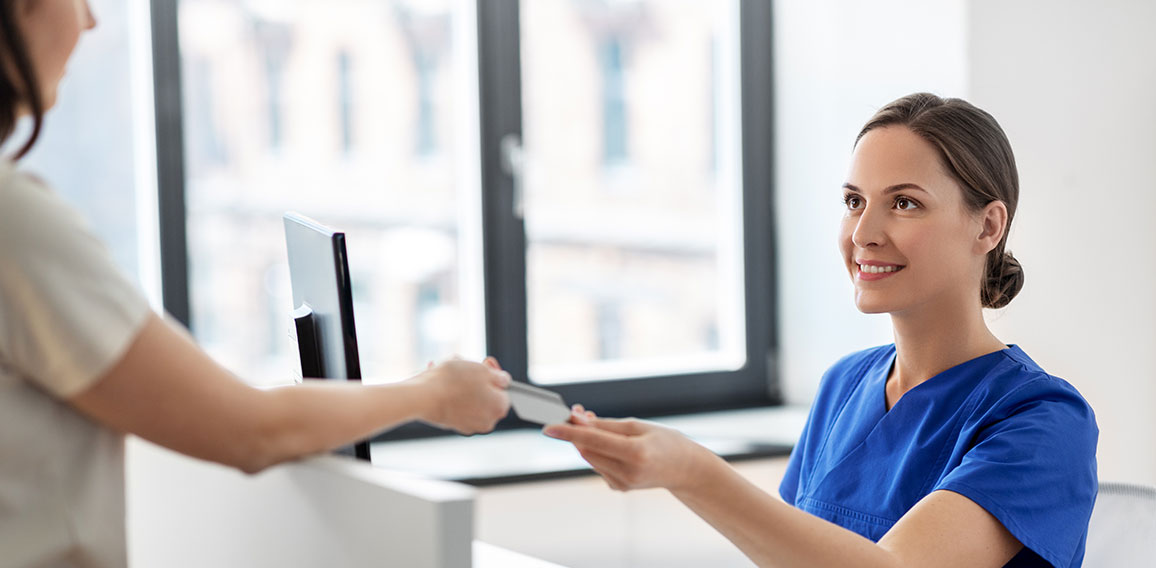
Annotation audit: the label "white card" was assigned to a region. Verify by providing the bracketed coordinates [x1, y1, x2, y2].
[507, 381, 571, 425]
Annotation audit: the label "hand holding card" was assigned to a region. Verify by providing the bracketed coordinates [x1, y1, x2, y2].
[506, 381, 572, 425]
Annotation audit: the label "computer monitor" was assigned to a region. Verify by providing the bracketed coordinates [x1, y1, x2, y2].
[283, 212, 371, 461]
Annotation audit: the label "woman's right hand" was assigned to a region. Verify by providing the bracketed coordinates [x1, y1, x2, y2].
[413, 357, 511, 434]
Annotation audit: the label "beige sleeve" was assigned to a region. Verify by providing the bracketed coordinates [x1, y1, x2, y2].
[0, 170, 152, 397]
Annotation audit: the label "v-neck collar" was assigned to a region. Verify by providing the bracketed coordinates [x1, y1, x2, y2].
[879, 345, 1018, 414]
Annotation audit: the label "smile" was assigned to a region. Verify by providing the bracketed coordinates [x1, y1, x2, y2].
[858, 264, 903, 274]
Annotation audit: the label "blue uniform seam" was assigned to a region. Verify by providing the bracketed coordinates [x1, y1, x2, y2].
[797, 496, 899, 529]
[914, 378, 987, 497]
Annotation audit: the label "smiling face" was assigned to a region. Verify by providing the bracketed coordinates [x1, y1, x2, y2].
[839, 126, 996, 316]
[14, 0, 96, 112]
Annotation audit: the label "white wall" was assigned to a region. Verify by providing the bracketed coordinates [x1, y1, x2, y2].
[773, 0, 968, 403]
[968, 0, 1156, 485]
[775, 0, 1156, 485]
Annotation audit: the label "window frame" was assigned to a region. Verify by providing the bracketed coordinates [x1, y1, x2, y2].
[150, 0, 779, 440]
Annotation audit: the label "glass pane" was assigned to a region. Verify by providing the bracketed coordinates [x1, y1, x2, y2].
[179, 0, 483, 386]
[19, 0, 156, 297]
[521, 0, 745, 384]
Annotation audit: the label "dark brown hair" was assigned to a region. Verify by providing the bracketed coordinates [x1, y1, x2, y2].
[0, 0, 44, 160]
[856, 93, 1024, 309]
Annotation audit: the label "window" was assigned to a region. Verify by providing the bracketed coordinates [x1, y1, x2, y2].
[336, 49, 354, 155]
[152, 0, 776, 433]
[167, 0, 480, 387]
[520, 0, 746, 386]
[598, 34, 627, 166]
[20, 0, 159, 305]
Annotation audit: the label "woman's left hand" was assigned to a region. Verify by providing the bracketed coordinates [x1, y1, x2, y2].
[544, 406, 715, 492]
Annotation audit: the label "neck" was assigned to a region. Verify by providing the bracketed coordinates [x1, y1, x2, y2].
[887, 294, 1005, 405]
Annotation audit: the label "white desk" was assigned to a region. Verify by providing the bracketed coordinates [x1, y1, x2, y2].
[127, 439, 565, 567]
[474, 541, 566, 567]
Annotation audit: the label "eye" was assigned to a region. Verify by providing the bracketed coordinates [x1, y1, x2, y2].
[842, 193, 864, 210]
[894, 196, 920, 211]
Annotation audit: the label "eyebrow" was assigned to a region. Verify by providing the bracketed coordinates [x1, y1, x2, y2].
[842, 183, 930, 195]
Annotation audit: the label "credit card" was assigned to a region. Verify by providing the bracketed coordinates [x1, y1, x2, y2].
[507, 381, 571, 425]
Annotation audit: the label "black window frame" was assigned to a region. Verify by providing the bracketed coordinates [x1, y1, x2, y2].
[150, 0, 778, 440]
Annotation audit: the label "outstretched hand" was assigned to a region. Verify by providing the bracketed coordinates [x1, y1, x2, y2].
[544, 405, 714, 492]
[414, 356, 511, 435]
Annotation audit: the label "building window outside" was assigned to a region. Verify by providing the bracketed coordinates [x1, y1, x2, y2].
[599, 35, 627, 166]
[162, 0, 776, 423]
[521, 0, 747, 385]
[256, 20, 291, 153]
[337, 50, 355, 155]
[177, 1, 476, 386]
[414, 48, 438, 158]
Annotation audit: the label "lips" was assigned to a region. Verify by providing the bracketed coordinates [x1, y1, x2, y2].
[855, 260, 905, 280]
[859, 264, 901, 274]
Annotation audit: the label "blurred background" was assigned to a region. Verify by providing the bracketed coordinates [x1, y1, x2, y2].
[15, 0, 1155, 566]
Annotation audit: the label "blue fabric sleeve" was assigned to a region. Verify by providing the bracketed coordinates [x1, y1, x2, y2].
[933, 377, 1098, 568]
[778, 413, 808, 504]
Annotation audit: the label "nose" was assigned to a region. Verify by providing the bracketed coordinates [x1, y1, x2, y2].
[83, 1, 97, 30]
[851, 204, 887, 249]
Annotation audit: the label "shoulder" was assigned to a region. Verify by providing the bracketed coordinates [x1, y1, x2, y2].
[0, 160, 55, 209]
[0, 162, 82, 243]
[811, 344, 894, 402]
[823, 344, 894, 383]
[0, 162, 101, 266]
[934, 348, 1098, 566]
[988, 348, 1095, 420]
[971, 347, 1098, 448]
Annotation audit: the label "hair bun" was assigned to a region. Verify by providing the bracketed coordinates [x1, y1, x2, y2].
[983, 251, 1024, 309]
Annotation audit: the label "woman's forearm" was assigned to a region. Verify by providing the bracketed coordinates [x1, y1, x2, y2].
[246, 380, 432, 472]
[72, 314, 509, 474]
[671, 452, 900, 568]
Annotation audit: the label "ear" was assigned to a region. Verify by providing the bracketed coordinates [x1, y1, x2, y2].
[975, 200, 1008, 255]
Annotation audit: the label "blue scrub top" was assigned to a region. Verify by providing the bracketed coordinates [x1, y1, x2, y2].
[779, 345, 1098, 567]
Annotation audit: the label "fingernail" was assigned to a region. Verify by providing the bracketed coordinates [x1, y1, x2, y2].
[543, 426, 561, 438]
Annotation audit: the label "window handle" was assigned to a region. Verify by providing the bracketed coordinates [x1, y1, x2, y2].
[500, 134, 525, 219]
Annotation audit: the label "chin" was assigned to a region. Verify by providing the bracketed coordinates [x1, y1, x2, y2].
[853, 293, 900, 315]
[42, 89, 59, 111]
[855, 304, 892, 315]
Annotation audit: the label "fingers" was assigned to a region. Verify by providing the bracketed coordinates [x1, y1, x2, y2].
[431, 358, 510, 434]
[589, 417, 648, 436]
[543, 422, 635, 458]
[568, 405, 593, 425]
[490, 369, 512, 389]
[478, 357, 510, 388]
[568, 404, 598, 425]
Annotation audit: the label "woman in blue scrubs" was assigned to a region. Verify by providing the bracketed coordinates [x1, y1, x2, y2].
[546, 93, 1098, 567]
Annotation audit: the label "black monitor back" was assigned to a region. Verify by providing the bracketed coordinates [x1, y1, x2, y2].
[283, 212, 371, 461]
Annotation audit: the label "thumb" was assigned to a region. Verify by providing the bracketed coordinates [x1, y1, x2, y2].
[491, 370, 512, 388]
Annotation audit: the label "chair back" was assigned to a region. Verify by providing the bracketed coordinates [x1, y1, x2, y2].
[1084, 481, 1156, 566]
